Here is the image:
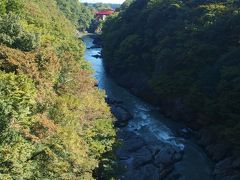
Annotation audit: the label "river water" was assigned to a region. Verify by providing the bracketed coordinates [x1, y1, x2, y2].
[83, 36, 214, 180]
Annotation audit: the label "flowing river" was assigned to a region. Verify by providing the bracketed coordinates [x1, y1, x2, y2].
[83, 36, 214, 180]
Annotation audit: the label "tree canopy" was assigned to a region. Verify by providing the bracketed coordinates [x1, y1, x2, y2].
[56, 0, 94, 31]
[102, 0, 240, 151]
[0, 0, 115, 178]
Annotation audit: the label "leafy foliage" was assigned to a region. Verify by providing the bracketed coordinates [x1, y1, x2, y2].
[0, 14, 39, 51]
[0, 0, 115, 178]
[102, 0, 240, 150]
[55, 0, 94, 31]
[0, 0, 23, 15]
[0, 72, 36, 131]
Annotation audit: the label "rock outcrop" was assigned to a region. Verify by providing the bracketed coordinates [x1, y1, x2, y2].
[117, 131, 183, 179]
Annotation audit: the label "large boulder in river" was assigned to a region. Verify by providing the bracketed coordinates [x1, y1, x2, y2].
[154, 148, 175, 166]
[177, 127, 193, 139]
[111, 105, 133, 127]
[116, 132, 146, 156]
[92, 54, 102, 59]
[153, 144, 183, 168]
[116, 130, 184, 180]
[132, 147, 153, 168]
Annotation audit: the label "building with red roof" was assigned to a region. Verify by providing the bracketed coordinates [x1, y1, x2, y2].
[96, 9, 114, 21]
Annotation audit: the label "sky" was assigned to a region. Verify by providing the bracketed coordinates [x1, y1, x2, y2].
[81, 0, 125, 4]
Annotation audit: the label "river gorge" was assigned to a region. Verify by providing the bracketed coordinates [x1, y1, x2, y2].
[83, 36, 214, 180]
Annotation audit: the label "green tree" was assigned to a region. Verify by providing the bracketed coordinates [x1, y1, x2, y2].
[55, 0, 94, 31]
[0, 0, 6, 15]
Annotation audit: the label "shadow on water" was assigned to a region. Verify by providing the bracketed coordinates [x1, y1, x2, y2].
[82, 35, 214, 180]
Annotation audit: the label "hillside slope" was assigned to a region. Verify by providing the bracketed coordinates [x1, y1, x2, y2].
[102, 0, 240, 172]
[0, 0, 115, 179]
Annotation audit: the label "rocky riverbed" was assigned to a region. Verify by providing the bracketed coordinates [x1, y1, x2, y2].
[107, 97, 184, 179]
[117, 130, 183, 179]
[107, 90, 240, 180]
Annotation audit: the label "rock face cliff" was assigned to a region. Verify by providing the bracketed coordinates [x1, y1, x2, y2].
[102, 0, 240, 178]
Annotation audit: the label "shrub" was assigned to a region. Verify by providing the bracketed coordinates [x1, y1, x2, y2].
[0, 14, 39, 51]
[0, 71, 36, 131]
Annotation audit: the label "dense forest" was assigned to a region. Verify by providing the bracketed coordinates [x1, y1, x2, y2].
[0, 0, 115, 179]
[54, 1, 120, 33]
[55, 0, 94, 31]
[2, 0, 240, 178]
[102, 0, 240, 155]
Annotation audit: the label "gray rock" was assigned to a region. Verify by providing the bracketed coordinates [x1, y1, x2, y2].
[177, 127, 193, 139]
[111, 105, 133, 127]
[123, 137, 146, 153]
[159, 166, 174, 179]
[132, 147, 153, 168]
[92, 54, 102, 58]
[174, 152, 183, 161]
[154, 148, 175, 166]
[117, 130, 136, 140]
[116, 133, 146, 158]
[90, 45, 101, 49]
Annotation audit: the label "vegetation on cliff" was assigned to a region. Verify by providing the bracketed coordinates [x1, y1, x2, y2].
[55, 0, 94, 31]
[102, 0, 240, 151]
[0, 0, 115, 179]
